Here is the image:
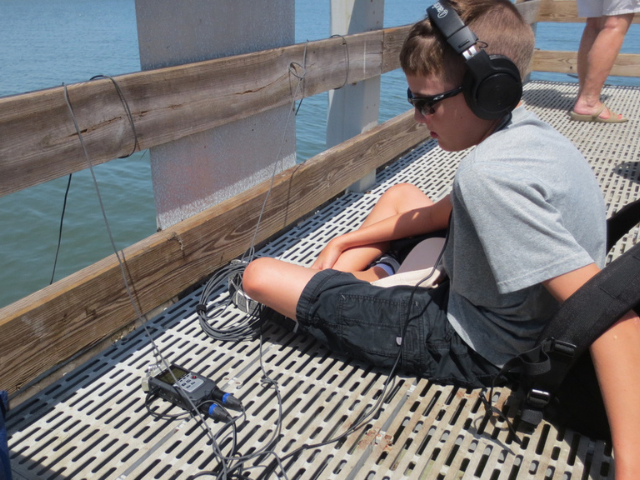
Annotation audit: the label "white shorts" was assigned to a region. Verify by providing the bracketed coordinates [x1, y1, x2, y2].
[578, 0, 640, 18]
[577, 0, 640, 17]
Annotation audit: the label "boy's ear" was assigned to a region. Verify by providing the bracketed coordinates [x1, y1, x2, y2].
[427, 1, 522, 120]
[462, 52, 522, 120]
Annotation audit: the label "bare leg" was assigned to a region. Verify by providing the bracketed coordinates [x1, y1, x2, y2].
[242, 183, 435, 317]
[243, 257, 317, 319]
[331, 183, 434, 272]
[577, 17, 600, 98]
[574, 14, 633, 119]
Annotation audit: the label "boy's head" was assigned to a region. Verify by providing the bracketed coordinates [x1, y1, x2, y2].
[401, 0, 534, 83]
[399, 0, 535, 151]
[401, 0, 535, 117]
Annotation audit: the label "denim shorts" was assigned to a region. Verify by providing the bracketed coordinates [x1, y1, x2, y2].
[295, 269, 501, 389]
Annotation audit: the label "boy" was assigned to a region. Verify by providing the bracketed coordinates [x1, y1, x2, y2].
[243, 1, 640, 476]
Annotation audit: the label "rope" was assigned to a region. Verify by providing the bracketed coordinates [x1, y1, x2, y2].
[330, 34, 350, 90]
[90, 74, 140, 157]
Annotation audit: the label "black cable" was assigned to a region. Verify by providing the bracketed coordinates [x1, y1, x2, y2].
[63, 80, 222, 464]
[197, 218, 450, 478]
[50, 173, 73, 285]
[62, 43, 310, 477]
[197, 43, 310, 340]
[289, 41, 308, 116]
[190, 42, 310, 479]
[179, 326, 292, 480]
[145, 387, 249, 479]
[330, 35, 350, 90]
[52, 74, 140, 288]
[257, 228, 452, 478]
[145, 390, 193, 421]
[197, 261, 266, 342]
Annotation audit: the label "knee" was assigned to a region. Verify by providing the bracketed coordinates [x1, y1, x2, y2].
[242, 257, 274, 302]
[385, 182, 415, 195]
[602, 15, 633, 35]
[242, 258, 266, 300]
[381, 183, 432, 207]
[383, 183, 423, 200]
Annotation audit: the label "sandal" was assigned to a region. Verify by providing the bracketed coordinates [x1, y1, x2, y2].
[569, 104, 628, 123]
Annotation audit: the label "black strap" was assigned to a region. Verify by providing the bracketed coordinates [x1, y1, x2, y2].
[427, 1, 478, 55]
[0, 391, 7, 419]
[542, 201, 640, 364]
[607, 198, 640, 251]
[519, 240, 640, 398]
[538, 241, 640, 355]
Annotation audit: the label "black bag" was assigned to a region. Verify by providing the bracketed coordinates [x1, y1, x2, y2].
[501, 199, 640, 441]
[544, 352, 610, 440]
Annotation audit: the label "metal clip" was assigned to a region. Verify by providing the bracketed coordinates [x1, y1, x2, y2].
[526, 388, 551, 409]
[550, 339, 576, 357]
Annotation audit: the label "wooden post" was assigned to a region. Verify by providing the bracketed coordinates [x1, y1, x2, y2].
[327, 0, 385, 193]
[522, 0, 538, 83]
[135, 0, 296, 229]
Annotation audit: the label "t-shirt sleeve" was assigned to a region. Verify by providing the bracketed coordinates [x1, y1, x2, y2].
[453, 159, 596, 293]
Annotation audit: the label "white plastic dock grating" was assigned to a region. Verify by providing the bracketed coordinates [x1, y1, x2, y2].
[7, 81, 639, 480]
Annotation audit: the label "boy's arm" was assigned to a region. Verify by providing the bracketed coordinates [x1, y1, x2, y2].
[313, 195, 452, 270]
[342, 194, 452, 246]
[335, 194, 451, 250]
[544, 265, 640, 480]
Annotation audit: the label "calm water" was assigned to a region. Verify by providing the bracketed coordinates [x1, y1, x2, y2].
[1, 0, 639, 309]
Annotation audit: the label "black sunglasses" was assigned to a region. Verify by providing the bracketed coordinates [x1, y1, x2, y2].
[407, 86, 463, 116]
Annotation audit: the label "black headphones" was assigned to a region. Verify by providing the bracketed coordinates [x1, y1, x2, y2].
[426, 0, 522, 120]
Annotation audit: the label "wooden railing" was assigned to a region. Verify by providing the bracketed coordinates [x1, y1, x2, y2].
[0, 27, 409, 199]
[535, 0, 640, 23]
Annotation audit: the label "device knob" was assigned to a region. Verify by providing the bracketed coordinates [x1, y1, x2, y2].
[203, 403, 233, 422]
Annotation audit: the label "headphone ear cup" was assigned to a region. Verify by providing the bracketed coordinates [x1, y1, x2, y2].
[463, 54, 522, 120]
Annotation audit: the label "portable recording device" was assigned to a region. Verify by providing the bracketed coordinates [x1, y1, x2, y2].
[427, 0, 522, 120]
[145, 364, 242, 422]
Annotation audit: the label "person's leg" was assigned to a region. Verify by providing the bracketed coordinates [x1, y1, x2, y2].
[243, 257, 317, 319]
[331, 183, 434, 273]
[295, 275, 501, 388]
[574, 13, 634, 119]
[242, 183, 435, 316]
[577, 17, 601, 99]
[241, 254, 396, 322]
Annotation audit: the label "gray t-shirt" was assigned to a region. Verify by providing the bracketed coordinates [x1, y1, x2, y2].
[443, 107, 607, 367]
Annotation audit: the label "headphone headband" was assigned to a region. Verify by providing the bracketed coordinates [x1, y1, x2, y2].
[428, 1, 477, 55]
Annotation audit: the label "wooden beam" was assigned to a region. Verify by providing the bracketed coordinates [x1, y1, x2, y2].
[0, 27, 413, 199]
[532, 50, 640, 77]
[382, 25, 411, 74]
[0, 110, 431, 396]
[537, 0, 640, 23]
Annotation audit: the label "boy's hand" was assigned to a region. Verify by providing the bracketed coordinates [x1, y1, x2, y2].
[311, 239, 344, 270]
